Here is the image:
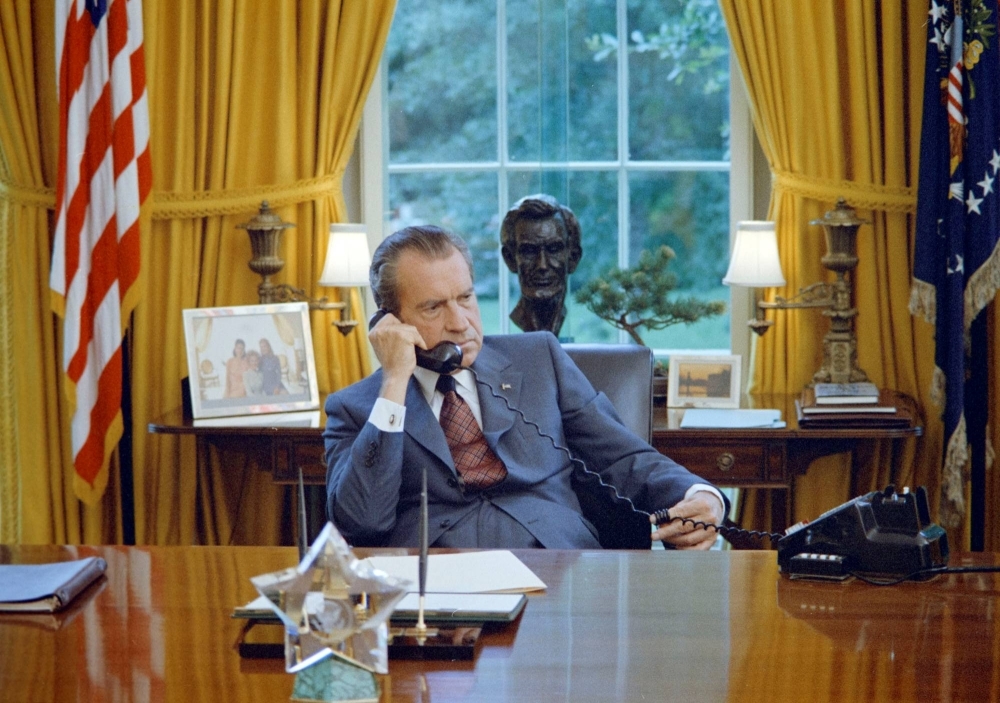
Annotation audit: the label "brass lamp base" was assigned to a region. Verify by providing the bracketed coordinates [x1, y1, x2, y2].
[239, 202, 362, 336]
[747, 199, 871, 385]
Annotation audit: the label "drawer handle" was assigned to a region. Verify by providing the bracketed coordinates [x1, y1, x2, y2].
[716, 453, 735, 472]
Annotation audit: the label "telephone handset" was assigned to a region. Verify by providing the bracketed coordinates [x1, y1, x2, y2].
[368, 309, 463, 375]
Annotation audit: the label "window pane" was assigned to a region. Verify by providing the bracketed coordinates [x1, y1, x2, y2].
[629, 170, 730, 350]
[387, 3, 497, 163]
[507, 170, 619, 343]
[627, 0, 730, 161]
[507, 0, 617, 162]
[389, 172, 502, 335]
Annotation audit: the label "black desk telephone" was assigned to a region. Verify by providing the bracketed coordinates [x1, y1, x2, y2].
[369, 309, 463, 375]
[774, 485, 949, 581]
[656, 485, 953, 583]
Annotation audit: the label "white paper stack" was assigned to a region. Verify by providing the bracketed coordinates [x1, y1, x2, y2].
[679, 409, 784, 429]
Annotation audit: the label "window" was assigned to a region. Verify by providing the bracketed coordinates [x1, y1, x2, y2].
[371, 0, 750, 353]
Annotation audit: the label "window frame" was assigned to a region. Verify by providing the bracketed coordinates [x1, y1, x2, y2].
[359, 3, 755, 383]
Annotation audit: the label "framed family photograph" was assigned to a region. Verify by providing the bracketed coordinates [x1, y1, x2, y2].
[182, 302, 320, 420]
[667, 354, 741, 409]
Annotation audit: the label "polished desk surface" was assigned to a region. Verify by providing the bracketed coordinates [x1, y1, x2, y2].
[1, 546, 996, 702]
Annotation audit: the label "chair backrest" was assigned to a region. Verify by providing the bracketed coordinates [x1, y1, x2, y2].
[562, 343, 653, 442]
[562, 343, 654, 549]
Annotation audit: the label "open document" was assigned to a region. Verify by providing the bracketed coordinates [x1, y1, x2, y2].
[365, 550, 546, 593]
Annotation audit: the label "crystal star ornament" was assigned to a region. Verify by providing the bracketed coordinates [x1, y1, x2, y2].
[250, 522, 410, 675]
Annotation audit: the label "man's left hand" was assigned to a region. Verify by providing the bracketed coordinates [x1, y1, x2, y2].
[651, 491, 725, 550]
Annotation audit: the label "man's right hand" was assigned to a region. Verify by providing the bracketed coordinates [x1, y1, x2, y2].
[369, 311, 426, 404]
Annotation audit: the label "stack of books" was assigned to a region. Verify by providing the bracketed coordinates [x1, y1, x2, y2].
[796, 383, 914, 428]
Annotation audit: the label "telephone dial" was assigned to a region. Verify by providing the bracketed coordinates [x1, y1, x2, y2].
[369, 309, 463, 375]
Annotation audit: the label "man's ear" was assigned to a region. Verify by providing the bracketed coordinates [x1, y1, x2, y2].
[501, 243, 517, 272]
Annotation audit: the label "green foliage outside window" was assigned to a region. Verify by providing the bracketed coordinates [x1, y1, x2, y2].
[386, 0, 732, 348]
[574, 245, 726, 347]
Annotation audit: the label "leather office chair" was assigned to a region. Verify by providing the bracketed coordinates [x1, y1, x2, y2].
[563, 343, 655, 550]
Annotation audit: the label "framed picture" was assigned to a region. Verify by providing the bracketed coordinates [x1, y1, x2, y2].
[667, 354, 741, 409]
[182, 303, 320, 419]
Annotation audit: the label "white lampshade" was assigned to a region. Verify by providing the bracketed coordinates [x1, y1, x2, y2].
[722, 221, 786, 287]
[318, 224, 371, 287]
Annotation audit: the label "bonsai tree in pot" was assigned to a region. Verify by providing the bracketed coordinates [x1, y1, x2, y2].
[574, 245, 726, 397]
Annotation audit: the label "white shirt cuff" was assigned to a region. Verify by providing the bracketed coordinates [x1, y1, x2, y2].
[369, 397, 406, 432]
[685, 483, 726, 518]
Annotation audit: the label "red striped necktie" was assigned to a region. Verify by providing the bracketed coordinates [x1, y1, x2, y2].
[436, 374, 508, 489]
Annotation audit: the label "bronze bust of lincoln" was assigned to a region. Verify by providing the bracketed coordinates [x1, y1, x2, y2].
[500, 194, 583, 336]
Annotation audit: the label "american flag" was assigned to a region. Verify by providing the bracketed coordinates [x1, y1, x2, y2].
[51, 0, 151, 504]
[912, 0, 1000, 530]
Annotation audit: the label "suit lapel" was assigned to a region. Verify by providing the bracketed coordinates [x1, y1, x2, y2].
[472, 342, 522, 445]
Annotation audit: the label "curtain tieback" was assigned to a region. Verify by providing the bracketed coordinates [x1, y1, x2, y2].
[0, 171, 343, 218]
[0, 175, 56, 209]
[772, 169, 916, 214]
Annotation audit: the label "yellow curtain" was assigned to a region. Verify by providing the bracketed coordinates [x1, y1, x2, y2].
[0, 0, 395, 545]
[134, 0, 393, 545]
[717, 2, 966, 540]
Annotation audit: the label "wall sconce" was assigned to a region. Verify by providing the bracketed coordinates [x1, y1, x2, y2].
[237, 201, 369, 336]
[318, 224, 372, 336]
[723, 199, 870, 386]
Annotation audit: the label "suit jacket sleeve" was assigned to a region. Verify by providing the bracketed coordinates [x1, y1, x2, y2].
[323, 377, 404, 545]
[540, 333, 718, 514]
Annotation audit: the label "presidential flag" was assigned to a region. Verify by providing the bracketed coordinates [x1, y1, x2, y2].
[912, 0, 1000, 529]
[51, 0, 151, 504]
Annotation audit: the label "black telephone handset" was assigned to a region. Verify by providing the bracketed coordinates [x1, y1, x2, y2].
[368, 309, 463, 375]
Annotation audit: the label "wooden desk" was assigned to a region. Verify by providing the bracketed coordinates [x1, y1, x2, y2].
[1, 546, 997, 702]
[151, 392, 922, 538]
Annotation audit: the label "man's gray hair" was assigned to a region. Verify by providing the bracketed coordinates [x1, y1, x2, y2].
[370, 225, 474, 314]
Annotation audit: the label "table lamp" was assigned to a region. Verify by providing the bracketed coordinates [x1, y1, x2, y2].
[238, 203, 371, 336]
[723, 200, 871, 385]
[722, 220, 786, 335]
[319, 224, 372, 336]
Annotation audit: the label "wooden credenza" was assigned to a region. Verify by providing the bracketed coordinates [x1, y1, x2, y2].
[651, 392, 922, 532]
[149, 391, 922, 538]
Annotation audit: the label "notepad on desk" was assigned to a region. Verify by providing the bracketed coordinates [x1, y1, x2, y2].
[679, 408, 785, 429]
[234, 550, 541, 625]
[365, 550, 546, 594]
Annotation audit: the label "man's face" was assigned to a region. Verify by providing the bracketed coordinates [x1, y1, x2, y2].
[395, 248, 484, 367]
[513, 217, 570, 301]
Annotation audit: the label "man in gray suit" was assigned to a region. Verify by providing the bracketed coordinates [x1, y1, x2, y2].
[324, 225, 726, 549]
